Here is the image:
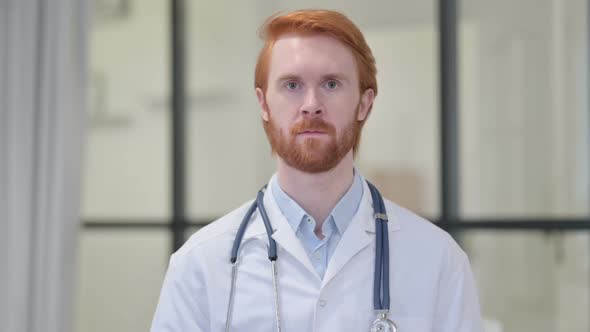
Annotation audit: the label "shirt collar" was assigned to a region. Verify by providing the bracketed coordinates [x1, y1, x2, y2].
[270, 168, 364, 235]
[331, 170, 363, 234]
[270, 175, 307, 231]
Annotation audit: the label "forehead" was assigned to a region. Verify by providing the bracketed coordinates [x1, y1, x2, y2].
[268, 34, 358, 80]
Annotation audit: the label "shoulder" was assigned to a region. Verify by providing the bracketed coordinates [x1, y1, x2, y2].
[384, 198, 468, 266]
[171, 199, 255, 265]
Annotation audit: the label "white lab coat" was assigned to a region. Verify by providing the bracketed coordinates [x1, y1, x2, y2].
[151, 178, 484, 332]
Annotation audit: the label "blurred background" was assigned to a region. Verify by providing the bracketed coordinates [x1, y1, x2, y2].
[1, 0, 589, 331]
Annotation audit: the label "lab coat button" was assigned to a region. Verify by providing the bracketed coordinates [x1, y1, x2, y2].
[319, 299, 327, 307]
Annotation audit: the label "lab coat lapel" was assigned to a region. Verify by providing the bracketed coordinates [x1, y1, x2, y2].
[242, 183, 320, 280]
[266, 184, 321, 279]
[320, 181, 373, 288]
[321, 178, 401, 288]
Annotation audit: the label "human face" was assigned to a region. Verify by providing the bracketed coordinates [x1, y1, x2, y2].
[256, 34, 374, 173]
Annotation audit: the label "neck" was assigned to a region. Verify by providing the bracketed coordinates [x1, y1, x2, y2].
[276, 151, 356, 232]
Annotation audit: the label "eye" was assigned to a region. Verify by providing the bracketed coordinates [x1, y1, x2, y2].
[285, 81, 301, 90]
[324, 80, 339, 90]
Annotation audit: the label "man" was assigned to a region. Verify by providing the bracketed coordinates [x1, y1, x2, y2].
[151, 9, 483, 332]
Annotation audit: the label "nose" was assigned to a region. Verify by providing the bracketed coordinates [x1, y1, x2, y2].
[300, 88, 324, 117]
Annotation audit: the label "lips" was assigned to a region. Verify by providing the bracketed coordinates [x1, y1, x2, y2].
[290, 119, 334, 137]
[298, 130, 327, 137]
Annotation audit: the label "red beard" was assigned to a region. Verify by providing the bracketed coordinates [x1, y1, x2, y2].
[263, 113, 360, 173]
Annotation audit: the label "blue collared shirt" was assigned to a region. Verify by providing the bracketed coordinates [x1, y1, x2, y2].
[270, 170, 364, 279]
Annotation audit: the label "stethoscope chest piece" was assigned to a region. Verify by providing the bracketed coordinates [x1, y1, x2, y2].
[369, 312, 398, 332]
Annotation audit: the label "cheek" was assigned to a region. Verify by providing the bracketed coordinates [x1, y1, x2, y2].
[267, 98, 300, 125]
[326, 97, 359, 120]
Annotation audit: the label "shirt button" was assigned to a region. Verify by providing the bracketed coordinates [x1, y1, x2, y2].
[307, 217, 312, 224]
[319, 299, 327, 307]
[313, 253, 321, 260]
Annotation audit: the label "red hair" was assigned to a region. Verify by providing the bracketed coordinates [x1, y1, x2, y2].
[255, 9, 378, 97]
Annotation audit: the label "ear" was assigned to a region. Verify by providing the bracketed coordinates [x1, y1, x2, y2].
[357, 88, 375, 121]
[256, 87, 270, 122]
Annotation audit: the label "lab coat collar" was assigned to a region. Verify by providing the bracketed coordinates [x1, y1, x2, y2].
[242, 178, 321, 280]
[321, 177, 401, 287]
[240, 174, 402, 283]
[360, 176, 401, 234]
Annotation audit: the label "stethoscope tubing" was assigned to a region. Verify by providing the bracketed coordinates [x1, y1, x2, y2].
[227, 180, 390, 332]
[368, 181, 390, 310]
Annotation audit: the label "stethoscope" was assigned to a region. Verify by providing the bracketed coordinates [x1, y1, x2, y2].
[225, 180, 397, 332]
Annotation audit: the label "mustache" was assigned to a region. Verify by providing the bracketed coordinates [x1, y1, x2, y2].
[290, 118, 335, 135]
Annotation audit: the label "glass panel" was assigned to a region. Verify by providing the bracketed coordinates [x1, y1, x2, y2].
[75, 230, 170, 332]
[82, 0, 170, 221]
[463, 231, 589, 331]
[459, 0, 589, 218]
[186, 0, 439, 220]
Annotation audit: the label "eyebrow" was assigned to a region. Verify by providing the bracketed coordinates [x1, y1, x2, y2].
[275, 73, 350, 83]
[276, 74, 302, 83]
